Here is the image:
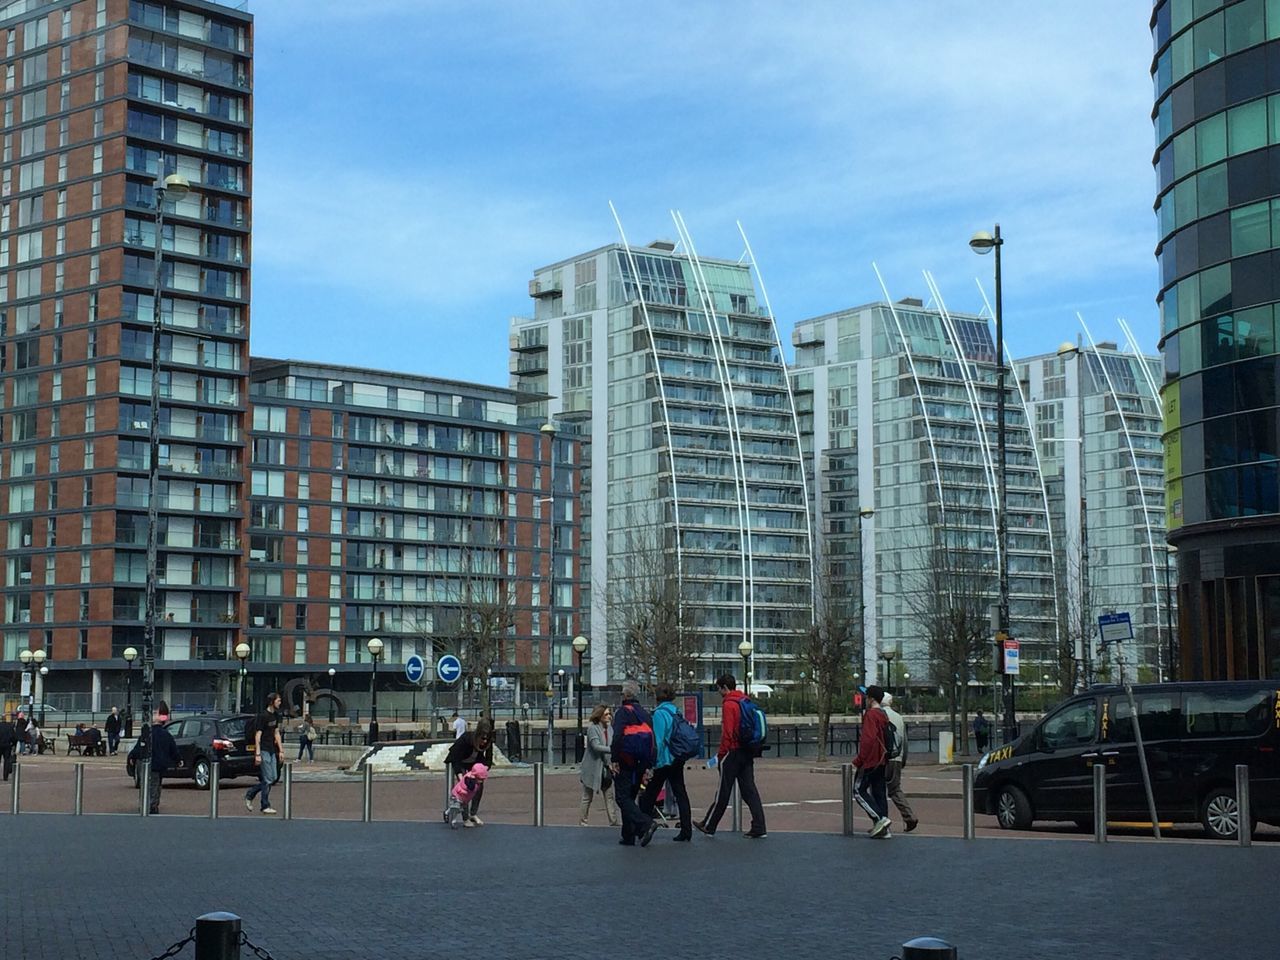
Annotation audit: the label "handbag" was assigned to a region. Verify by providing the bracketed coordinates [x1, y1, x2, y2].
[600, 765, 613, 791]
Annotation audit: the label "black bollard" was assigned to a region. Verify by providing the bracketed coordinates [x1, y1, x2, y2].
[194, 911, 241, 960]
[901, 936, 958, 960]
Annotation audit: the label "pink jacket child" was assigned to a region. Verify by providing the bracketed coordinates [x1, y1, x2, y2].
[451, 762, 489, 806]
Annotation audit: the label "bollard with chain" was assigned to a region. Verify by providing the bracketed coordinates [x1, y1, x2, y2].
[194, 911, 240, 960]
[841, 763, 854, 836]
[282, 761, 293, 821]
[209, 760, 220, 819]
[901, 936, 958, 960]
[10, 760, 20, 815]
[361, 764, 373, 823]
[74, 762, 85, 815]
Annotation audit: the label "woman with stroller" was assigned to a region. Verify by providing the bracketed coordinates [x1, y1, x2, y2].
[444, 717, 494, 827]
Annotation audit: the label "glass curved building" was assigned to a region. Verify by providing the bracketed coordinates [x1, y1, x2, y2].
[1153, 0, 1280, 679]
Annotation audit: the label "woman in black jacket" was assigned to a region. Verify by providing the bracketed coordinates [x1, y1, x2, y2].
[444, 718, 494, 826]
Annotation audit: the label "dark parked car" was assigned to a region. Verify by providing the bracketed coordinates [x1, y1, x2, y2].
[973, 681, 1280, 839]
[126, 714, 255, 789]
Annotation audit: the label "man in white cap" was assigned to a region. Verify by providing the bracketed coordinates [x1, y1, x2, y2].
[881, 693, 917, 832]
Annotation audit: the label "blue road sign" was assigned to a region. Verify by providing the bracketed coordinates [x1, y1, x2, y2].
[437, 654, 462, 684]
[1098, 612, 1133, 644]
[405, 655, 425, 684]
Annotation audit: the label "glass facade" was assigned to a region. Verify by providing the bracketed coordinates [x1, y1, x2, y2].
[1154, 0, 1280, 679]
[511, 241, 813, 687]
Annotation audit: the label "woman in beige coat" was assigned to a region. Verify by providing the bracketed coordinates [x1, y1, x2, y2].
[579, 704, 619, 826]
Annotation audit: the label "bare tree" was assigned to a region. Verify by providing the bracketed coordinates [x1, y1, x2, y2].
[902, 522, 996, 754]
[802, 544, 858, 761]
[605, 506, 699, 689]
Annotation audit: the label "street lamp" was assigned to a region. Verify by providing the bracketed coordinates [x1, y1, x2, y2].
[572, 635, 588, 762]
[882, 648, 896, 696]
[38, 665, 48, 725]
[122, 646, 138, 738]
[971, 224, 1016, 745]
[367, 637, 384, 743]
[327, 667, 337, 724]
[143, 173, 192, 769]
[540, 420, 557, 764]
[738, 639, 753, 695]
[857, 506, 875, 683]
[18, 648, 34, 718]
[234, 641, 250, 713]
[557, 668, 566, 721]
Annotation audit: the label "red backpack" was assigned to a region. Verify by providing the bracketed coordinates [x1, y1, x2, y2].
[616, 705, 655, 768]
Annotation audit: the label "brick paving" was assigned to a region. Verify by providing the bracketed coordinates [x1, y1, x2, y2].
[1, 811, 1276, 960]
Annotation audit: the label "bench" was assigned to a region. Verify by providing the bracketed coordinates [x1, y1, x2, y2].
[66, 733, 105, 756]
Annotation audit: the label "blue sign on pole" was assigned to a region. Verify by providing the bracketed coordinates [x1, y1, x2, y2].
[405, 655, 425, 684]
[437, 654, 462, 685]
[1098, 612, 1134, 645]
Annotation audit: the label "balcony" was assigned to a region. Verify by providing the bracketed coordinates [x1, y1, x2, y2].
[528, 279, 561, 299]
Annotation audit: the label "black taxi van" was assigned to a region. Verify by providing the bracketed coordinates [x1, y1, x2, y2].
[972, 681, 1280, 838]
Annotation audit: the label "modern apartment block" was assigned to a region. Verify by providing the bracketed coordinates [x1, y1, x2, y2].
[247, 359, 586, 712]
[1153, 0, 1280, 679]
[0, 0, 252, 710]
[1019, 341, 1175, 684]
[509, 239, 813, 688]
[791, 299, 1057, 687]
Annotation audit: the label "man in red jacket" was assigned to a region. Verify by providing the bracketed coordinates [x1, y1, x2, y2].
[854, 685, 892, 838]
[695, 675, 766, 839]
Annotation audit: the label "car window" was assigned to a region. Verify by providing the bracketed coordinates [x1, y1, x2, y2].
[220, 717, 246, 739]
[194, 719, 216, 738]
[1184, 690, 1272, 737]
[1041, 699, 1097, 750]
[1111, 694, 1180, 742]
[167, 720, 187, 737]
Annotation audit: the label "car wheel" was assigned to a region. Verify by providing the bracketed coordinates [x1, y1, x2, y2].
[193, 757, 211, 790]
[995, 785, 1033, 830]
[1201, 787, 1253, 840]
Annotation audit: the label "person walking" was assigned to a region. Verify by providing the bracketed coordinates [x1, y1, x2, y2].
[105, 707, 122, 756]
[146, 710, 180, 814]
[578, 704, 618, 826]
[296, 714, 317, 763]
[15, 712, 30, 755]
[695, 675, 767, 839]
[610, 681, 659, 847]
[640, 683, 693, 842]
[0, 712, 15, 781]
[245, 692, 283, 815]
[973, 709, 991, 755]
[451, 712, 467, 739]
[881, 693, 918, 833]
[853, 685, 892, 838]
[445, 717, 494, 826]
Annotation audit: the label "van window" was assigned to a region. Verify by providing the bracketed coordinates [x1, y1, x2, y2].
[1111, 695, 1180, 742]
[1184, 690, 1272, 736]
[1041, 699, 1097, 749]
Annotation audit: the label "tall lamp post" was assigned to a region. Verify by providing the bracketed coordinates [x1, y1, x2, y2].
[857, 507, 875, 682]
[327, 667, 337, 724]
[572, 635, 588, 762]
[123, 646, 138, 738]
[38, 665, 48, 725]
[882, 648, 896, 697]
[367, 637, 384, 744]
[971, 224, 1017, 745]
[738, 639, 753, 695]
[143, 173, 192, 770]
[234, 641, 250, 713]
[540, 420, 556, 765]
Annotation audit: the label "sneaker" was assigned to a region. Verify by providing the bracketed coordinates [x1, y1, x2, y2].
[471, 816, 484, 826]
[743, 830, 767, 839]
[693, 820, 714, 837]
[640, 820, 659, 847]
[244, 798, 253, 812]
[904, 819, 919, 833]
[870, 816, 891, 838]
[580, 820, 590, 827]
[261, 807, 278, 815]
[462, 819, 476, 828]
[880, 829, 892, 839]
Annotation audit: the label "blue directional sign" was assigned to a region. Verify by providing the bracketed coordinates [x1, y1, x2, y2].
[437, 654, 462, 684]
[405, 654, 426, 684]
[1098, 612, 1133, 645]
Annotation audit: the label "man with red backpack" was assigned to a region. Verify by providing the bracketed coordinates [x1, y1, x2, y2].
[610, 680, 660, 847]
[853, 684, 892, 838]
[695, 674, 767, 839]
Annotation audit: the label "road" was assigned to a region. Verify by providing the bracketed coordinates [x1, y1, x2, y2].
[4, 752, 1274, 842]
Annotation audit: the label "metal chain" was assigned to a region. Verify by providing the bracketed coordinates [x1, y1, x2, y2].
[147, 927, 195, 960]
[239, 931, 277, 960]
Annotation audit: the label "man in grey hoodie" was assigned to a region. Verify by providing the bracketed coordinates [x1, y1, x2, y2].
[881, 693, 917, 833]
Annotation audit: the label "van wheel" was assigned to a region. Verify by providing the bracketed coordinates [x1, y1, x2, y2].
[1201, 788, 1254, 840]
[995, 785, 1032, 830]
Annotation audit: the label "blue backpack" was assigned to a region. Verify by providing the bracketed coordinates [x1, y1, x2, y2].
[667, 709, 703, 762]
[738, 698, 767, 748]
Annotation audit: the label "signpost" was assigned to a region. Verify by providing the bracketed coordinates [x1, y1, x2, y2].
[437, 654, 462, 685]
[1098, 612, 1133, 645]
[1002, 638, 1020, 676]
[405, 656, 425, 724]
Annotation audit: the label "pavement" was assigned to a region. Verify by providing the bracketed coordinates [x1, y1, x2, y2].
[1, 814, 1276, 960]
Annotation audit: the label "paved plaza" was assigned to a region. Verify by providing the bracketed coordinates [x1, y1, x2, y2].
[1, 808, 1276, 960]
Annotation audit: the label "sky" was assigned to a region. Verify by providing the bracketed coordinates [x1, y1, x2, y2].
[246, 0, 1160, 384]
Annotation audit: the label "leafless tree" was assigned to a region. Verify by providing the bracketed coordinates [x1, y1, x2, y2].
[902, 521, 996, 754]
[604, 506, 699, 689]
[802, 544, 858, 761]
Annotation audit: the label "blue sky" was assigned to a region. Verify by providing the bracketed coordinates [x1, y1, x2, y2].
[247, 1, 1158, 384]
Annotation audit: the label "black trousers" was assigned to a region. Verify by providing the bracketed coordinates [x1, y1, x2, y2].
[640, 762, 691, 837]
[615, 771, 652, 843]
[703, 749, 765, 835]
[147, 768, 165, 813]
[854, 765, 888, 824]
[1, 745, 13, 781]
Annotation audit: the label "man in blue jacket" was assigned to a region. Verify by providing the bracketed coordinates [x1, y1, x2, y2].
[640, 682, 693, 841]
[610, 680, 659, 847]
